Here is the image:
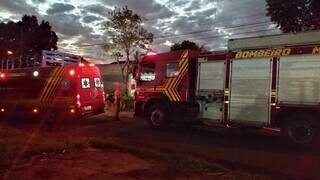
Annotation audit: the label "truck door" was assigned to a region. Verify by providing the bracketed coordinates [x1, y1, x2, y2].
[229, 58, 271, 125]
[77, 66, 105, 113]
[197, 61, 225, 121]
[278, 54, 320, 105]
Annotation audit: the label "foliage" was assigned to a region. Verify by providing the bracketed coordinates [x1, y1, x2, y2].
[266, 0, 320, 32]
[170, 40, 202, 51]
[121, 90, 134, 111]
[0, 15, 58, 67]
[102, 6, 153, 91]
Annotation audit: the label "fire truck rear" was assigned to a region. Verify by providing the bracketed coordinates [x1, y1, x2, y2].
[0, 63, 105, 121]
[134, 31, 320, 146]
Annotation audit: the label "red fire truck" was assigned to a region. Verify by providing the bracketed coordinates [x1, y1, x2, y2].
[134, 31, 320, 145]
[0, 63, 105, 121]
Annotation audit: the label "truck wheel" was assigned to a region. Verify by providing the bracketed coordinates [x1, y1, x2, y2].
[147, 103, 169, 129]
[282, 114, 318, 146]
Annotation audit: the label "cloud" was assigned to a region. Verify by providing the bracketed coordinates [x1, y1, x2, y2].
[100, 0, 176, 20]
[0, 0, 37, 15]
[82, 15, 103, 23]
[31, 0, 46, 3]
[170, 0, 189, 7]
[41, 13, 93, 36]
[46, 3, 75, 15]
[0, 0, 276, 63]
[184, 0, 200, 11]
[81, 4, 111, 16]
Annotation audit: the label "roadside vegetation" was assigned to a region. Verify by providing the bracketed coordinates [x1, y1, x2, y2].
[0, 123, 273, 179]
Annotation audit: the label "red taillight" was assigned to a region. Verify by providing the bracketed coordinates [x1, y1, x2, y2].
[89, 63, 95, 67]
[0, 73, 5, 79]
[76, 94, 81, 108]
[79, 63, 85, 67]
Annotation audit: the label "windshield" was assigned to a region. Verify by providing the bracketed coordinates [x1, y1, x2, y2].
[139, 62, 155, 82]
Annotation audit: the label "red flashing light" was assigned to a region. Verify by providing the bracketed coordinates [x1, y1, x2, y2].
[69, 69, 75, 76]
[33, 108, 38, 113]
[76, 94, 81, 108]
[89, 63, 95, 67]
[147, 52, 157, 56]
[79, 63, 85, 67]
[0, 73, 5, 79]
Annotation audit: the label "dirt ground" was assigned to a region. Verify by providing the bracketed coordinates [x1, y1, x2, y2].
[0, 113, 318, 179]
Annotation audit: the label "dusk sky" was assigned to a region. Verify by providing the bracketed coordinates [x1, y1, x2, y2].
[0, 0, 280, 63]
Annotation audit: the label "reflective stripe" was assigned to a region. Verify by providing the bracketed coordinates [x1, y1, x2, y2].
[141, 50, 190, 102]
[38, 67, 65, 108]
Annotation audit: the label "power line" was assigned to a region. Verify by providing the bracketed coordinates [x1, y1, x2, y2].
[78, 20, 276, 47]
[154, 21, 274, 40]
[78, 1, 311, 48]
[79, 28, 280, 50]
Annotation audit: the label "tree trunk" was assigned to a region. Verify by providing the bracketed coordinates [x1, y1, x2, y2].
[124, 51, 130, 96]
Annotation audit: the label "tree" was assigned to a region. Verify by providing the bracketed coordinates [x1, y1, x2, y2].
[102, 6, 153, 92]
[266, 0, 320, 33]
[170, 40, 201, 51]
[0, 15, 58, 67]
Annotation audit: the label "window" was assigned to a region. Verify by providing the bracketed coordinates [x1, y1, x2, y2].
[166, 63, 179, 77]
[140, 63, 156, 81]
[81, 78, 90, 89]
[94, 77, 102, 88]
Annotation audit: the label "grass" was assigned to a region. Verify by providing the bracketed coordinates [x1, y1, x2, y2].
[0, 135, 91, 173]
[90, 139, 228, 174]
[0, 128, 228, 176]
[23, 138, 90, 158]
[0, 124, 271, 179]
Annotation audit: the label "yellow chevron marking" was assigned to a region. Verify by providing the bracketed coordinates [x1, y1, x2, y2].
[179, 51, 188, 66]
[167, 77, 179, 101]
[163, 50, 189, 102]
[39, 68, 58, 101]
[171, 67, 187, 100]
[42, 69, 61, 107]
[169, 51, 189, 101]
[164, 79, 176, 101]
[39, 68, 60, 108]
[44, 67, 64, 107]
[142, 50, 190, 102]
[172, 60, 189, 100]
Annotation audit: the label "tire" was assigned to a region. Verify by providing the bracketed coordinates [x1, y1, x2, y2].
[147, 103, 169, 129]
[282, 114, 319, 146]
